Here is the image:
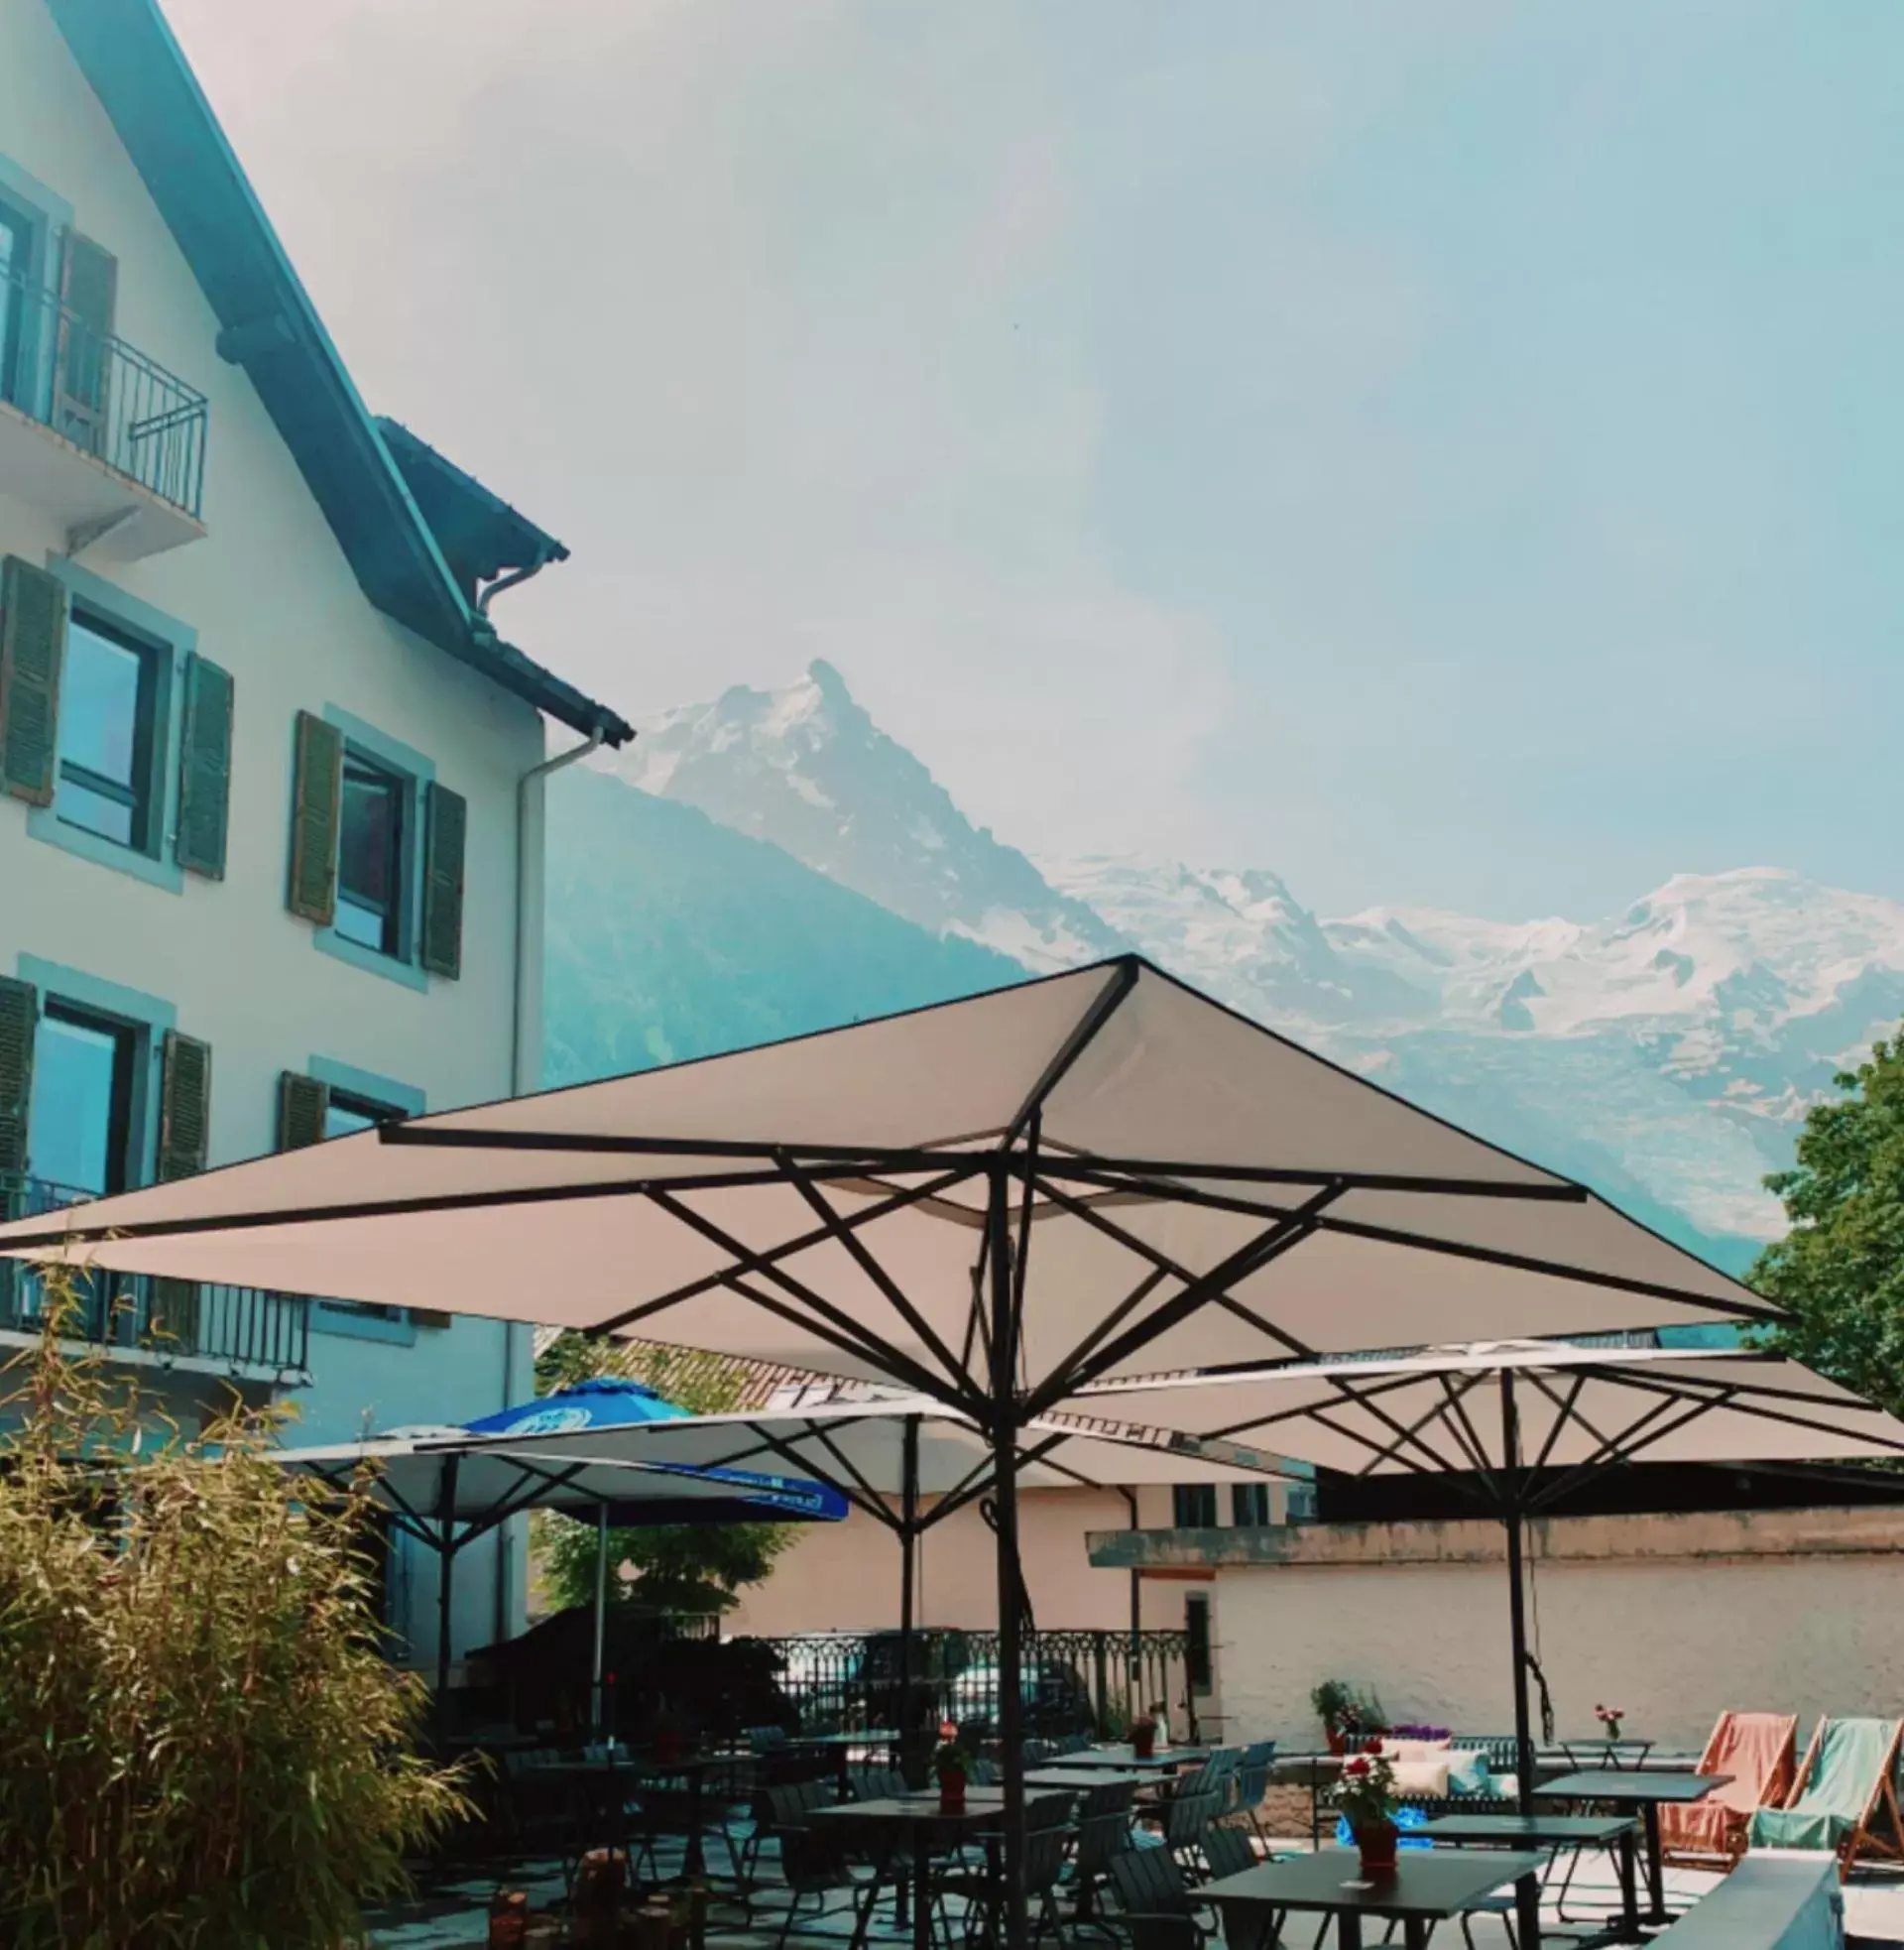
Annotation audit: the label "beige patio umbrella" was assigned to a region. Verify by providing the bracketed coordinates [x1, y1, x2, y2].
[1080, 1339, 1904, 1855]
[0, 957, 1780, 1948]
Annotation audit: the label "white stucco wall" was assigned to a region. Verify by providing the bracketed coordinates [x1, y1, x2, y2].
[0, 2, 554, 1660]
[1203, 1509, 1904, 1753]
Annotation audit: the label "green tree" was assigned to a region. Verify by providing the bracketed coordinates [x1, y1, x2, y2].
[533, 1334, 795, 1616]
[1750, 1029, 1904, 1417]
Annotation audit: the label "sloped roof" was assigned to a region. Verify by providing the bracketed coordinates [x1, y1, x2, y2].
[46, 0, 632, 746]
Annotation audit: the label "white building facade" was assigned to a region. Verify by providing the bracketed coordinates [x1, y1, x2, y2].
[0, 0, 631, 1667]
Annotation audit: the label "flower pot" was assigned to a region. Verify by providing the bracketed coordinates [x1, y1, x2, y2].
[1326, 1728, 1348, 1757]
[938, 1772, 967, 1814]
[1132, 1724, 1157, 1760]
[1355, 1819, 1399, 1877]
[654, 1727, 686, 1766]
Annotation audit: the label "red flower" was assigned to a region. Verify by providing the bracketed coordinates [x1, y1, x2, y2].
[939, 1721, 959, 1742]
[1345, 1758, 1370, 1777]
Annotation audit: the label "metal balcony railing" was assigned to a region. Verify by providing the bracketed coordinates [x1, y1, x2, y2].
[1, 265, 208, 518]
[0, 1173, 308, 1376]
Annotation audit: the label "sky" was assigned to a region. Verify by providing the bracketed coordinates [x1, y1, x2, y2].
[163, 0, 1904, 922]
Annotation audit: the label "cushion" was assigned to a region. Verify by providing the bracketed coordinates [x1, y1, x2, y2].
[1389, 1757, 1454, 1797]
[1446, 1750, 1491, 1797]
[1379, 1739, 1453, 1762]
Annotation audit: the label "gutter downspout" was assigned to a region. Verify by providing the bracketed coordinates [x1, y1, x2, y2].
[1121, 1487, 1141, 1724]
[493, 721, 608, 1644]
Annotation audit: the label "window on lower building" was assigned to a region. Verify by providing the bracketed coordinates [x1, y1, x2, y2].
[1232, 1482, 1272, 1526]
[1172, 1484, 1218, 1528]
[26, 1001, 139, 1199]
[56, 612, 159, 851]
[0, 197, 32, 406]
[1185, 1591, 1213, 1696]
[334, 749, 408, 955]
[320, 1089, 406, 1322]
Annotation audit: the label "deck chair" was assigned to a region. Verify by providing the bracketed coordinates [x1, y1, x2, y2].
[1748, 1716, 1904, 1878]
[1660, 1712, 1798, 1868]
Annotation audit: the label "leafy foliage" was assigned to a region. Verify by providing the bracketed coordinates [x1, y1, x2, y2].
[0, 1274, 468, 1948]
[533, 1334, 794, 1616]
[1750, 1030, 1904, 1417]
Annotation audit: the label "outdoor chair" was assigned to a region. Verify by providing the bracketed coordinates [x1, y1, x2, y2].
[1079, 1778, 1138, 1821]
[1196, 1820, 1256, 1885]
[937, 1809, 1077, 1950]
[971, 1757, 1003, 1785]
[1659, 1711, 1798, 1868]
[1025, 1740, 1059, 1766]
[740, 1778, 841, 1919]
[1067, 1809, 1134, 1925]
[1748, 1717, 1904, 1877]
[850, 1765, 910, 1801]
[1155, 1788, 1223, 1877]
[1224, 1744, 1275, 1841]
[1105, 1843, 1222, 1950]
[772, 1820, 866, 1950]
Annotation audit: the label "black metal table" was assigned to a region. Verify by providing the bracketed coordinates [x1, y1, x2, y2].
[1557, 1738, 1655, 1773]
[1204, 1850, 1546, 1950]
[812, 1796, 1003, 1950]
[1055, 1744, 1208, 1772]
[1024, 1766, 1142, 1793]
[1537, 1770, 1730, 1930]
[1424, 1811, 1641, 1944]
[539, 1750, 742, 1882]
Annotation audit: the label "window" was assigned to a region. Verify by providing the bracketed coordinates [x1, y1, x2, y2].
[55, 612, 158, 850]
[1172, 1484, 1219, 1528]
[0, 197, 30, 406]
[1232, 1482, 1272, 1527]
[334, 749, 407, 955]
[319, 1090, 405, 1323]
[1184, 1591, 1213, 1696]
[27, 1002, 138, 1197]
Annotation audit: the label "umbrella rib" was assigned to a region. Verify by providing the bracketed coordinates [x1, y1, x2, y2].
[1030, 1190, 1343, 1415]
[1520, 1365, 1632, 1472]
[1344, 1375, 1484, 1480]
[1434, 1373, 1505, 1496]
[1001, 956, 1140, 1149]
[589, 1165, 980, 1337]
[774, 1154, 973, 1397]
[1571, 1365, 1904, 1455]
[1529, 1371, 1592, 1472]
[1057, 1160, 1776, 1323]
[1526, 1392, 1722, 1510]
[622, 1185, 965, 1403]
[1012, 1127, 1041, 1396]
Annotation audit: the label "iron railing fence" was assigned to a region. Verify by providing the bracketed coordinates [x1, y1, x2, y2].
[745, 1626, 1195, 1742]
[0, 1173, 308, 1374]
[1, 264, 208, 518]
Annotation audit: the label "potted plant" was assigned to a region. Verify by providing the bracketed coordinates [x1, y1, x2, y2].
[1131, 1701, 1166, 1760]
[1311, 1679, 1355, 1755]
[1596, 1703, 1625, 1743]
[933, 1720, 971, 1812]
[1332, 1740, 1401, 1876]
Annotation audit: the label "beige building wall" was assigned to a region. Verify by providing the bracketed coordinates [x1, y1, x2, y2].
[1150, 1507, 1904, 1752]
[728, 1485, 1200, 1639]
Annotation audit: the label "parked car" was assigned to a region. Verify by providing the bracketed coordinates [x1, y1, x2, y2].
[946, 1659, 1096, 1739]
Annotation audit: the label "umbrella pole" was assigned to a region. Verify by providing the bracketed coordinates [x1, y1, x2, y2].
[899, 1413, 919, 1769]
[435, 1453, 460, 1739]
[592, 1502, 609, 1735]
[988, 1168, 1028, 1950]
[1499, 1371, 1535, 1800]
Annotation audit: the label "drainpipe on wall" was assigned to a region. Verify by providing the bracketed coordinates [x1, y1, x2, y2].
[1121, 1487, 1141, 1721]
[493, 722, 608, 1643]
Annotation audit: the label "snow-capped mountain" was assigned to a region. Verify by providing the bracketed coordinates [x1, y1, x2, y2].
[603, 663, 1904, 1270]
[605, 661, 1124, 969]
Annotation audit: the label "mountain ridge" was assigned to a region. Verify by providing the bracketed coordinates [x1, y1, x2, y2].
[582, 662, 1904, 1273]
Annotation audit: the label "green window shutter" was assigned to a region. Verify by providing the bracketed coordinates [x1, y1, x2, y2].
[287, 710, 342, 925]
[56, 232, 118, 451]
[277, 1070, 329, 1152]
[419, 781, 466, 979]
[0, 977, 38, 1177]
[0, 554, 68, 806]
[156, 1031, 212, 1182]
[175, 655, 234, 879]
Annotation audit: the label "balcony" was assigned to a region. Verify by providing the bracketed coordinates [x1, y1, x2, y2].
[0, 267, 208, 560]
[0, 1174, 308, 1383]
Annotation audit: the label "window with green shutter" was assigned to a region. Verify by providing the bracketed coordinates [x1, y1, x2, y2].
[287, 710, 342, 925]
[175, 655, 233, 879]
[0, 554, 68, 806]
[0, 976, 37, 1177]
[277, 1070, 330, 1152]
[156, 1031, 211, 1182]
[420, 782, 466, 980]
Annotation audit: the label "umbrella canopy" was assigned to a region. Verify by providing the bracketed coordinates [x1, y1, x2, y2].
[0, 958, 1778, 1413]
[463, 1375, 687, 1440]
[1079, 1341, 1904, 1478]
[1083, 1340, 1904, 1806]
[276, 1421, 852, 1537]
